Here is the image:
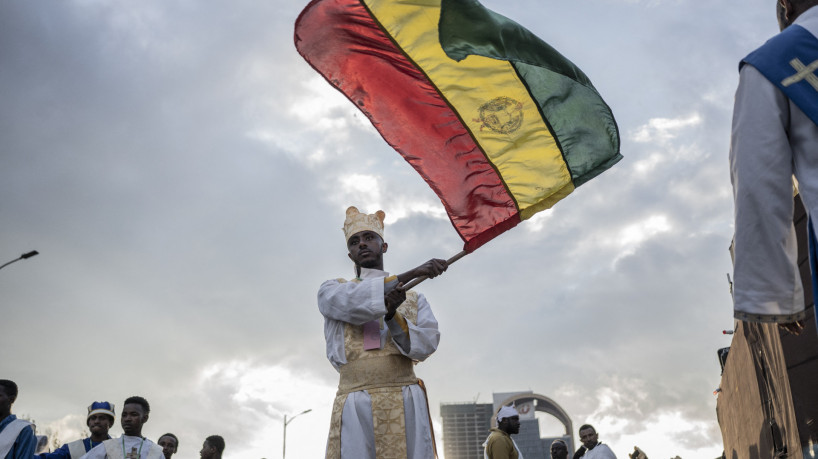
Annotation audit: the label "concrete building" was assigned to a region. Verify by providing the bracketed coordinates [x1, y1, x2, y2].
[441, 402, 494, 459]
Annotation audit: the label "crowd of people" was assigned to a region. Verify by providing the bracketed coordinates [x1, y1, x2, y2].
[0, 380, 225, 459]
[485, 406, 682, 458]
[483, 405, 620, 459]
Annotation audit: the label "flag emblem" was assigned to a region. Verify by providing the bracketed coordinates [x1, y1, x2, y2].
[477, 97, 524, 134]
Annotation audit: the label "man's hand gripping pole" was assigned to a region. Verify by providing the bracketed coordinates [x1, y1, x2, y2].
[402, 250, 467, 290]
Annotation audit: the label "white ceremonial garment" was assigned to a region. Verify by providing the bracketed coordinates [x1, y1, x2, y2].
[80, 436, 163, 459]
[0, 418, 32, 459]
[730, 6, 818, 322]
[584, 443, 617, 459]
[67, 439, 89, 459]
[318, 267, 440, 459]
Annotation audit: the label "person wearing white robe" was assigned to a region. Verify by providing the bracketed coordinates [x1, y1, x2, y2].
[0, 380, 37, 459]
[730, 1, 818, 329]
[318, 206, 447, 459]
[81, 397, 163, 459]
[577, 425, 616, 459]
[39, 401, 115, 459]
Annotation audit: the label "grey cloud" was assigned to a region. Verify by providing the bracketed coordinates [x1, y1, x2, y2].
[1, 0, 778, 457]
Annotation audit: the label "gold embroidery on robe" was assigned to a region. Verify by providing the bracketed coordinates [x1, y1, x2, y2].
[325, 279, 420, 459]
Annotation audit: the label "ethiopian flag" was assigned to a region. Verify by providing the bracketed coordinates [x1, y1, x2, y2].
[295, 0, 621, 252]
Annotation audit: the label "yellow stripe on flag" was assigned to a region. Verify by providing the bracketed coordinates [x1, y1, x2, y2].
[363, 0, 574, 217]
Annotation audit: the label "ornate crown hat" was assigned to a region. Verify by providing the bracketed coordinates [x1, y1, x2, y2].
[343, 206, 385, 242]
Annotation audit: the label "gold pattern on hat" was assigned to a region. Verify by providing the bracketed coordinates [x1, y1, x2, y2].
[343, 206, 386, 242]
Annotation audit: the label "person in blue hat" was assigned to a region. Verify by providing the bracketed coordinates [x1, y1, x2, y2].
[81, 396, 163, 459]
[39, 402, 115, 459]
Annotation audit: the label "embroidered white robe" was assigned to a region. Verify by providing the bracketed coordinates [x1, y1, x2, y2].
[318, 267, 440, 459]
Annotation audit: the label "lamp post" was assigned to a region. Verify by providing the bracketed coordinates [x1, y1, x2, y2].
[0, 251, 39, 271]
[282, 408, 311, 459]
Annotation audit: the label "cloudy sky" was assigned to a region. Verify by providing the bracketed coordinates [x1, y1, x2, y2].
[1, 0, 782, 458]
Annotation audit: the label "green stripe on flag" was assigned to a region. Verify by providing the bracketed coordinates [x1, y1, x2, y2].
[438, 0, 621, 187]
[513, 61, 620, 186]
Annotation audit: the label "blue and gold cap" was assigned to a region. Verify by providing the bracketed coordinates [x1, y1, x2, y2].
[87, 401, 115, 420]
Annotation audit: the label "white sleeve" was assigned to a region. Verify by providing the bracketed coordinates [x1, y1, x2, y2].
[604, 443, 618, 458]
[318, 278, 386, 325]
[730, 64, 805, 321]
[79, 444, 106, 459]
[386, 292, 440, 360]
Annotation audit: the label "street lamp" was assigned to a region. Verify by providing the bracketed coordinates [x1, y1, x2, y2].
[282, 408, 311, 459]
[0, 251, 39, 271]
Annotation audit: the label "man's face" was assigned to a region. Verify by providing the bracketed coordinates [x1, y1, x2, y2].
[501, 415, 521, 435]
[579, 427, 598, 449]
[120, 403, 147, 436]
[158, 436, 178, 459]
[199, 441, 214, 459]
[87, 414, 112, 436]
[0, 387, 13, 416]
[347, 231, 387, 269]
[550, 441, 568, 459]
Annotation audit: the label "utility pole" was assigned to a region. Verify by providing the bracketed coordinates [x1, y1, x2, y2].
[283, 408, 311, 459]
[0, 251, 39, 271]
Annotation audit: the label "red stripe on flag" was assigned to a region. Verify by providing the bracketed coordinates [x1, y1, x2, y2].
[295, 0, 519, 251]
